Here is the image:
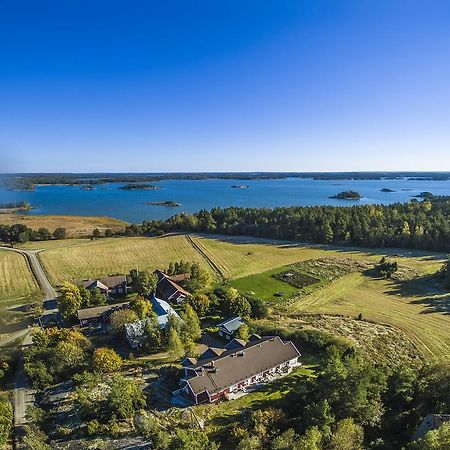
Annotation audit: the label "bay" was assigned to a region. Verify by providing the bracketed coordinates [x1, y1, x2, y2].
[1, 178, 450, 224]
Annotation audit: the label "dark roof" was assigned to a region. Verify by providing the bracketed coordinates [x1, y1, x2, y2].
[225, 338, 246, 350]
[169, 273, 190, 283]
[249, 333, 262, 342]
[77, 302, 129, 321]
[181, 357, 198, 367]
[81, 279, 109, 291]
[155, 271, 190, 300]
[99, 275, 127, 289]
[199, 347, 225, 360]
[186, 336, 300, 396]
[154, 269, 189, 283]
[217, 316, 245, 334]
[81, 275, 126, 291]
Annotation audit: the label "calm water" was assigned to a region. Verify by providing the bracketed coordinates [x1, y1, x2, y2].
[1, 178, 450, 224]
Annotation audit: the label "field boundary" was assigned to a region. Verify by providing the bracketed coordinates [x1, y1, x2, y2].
[186, 235, 225, 280]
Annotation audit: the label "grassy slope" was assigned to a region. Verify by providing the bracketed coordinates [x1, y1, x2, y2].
[0, 250, 38, 302]
[39, 235, 206, 285]
[0, 214, 127, 238]
[288, 272, 450, 362]
[191, 236, 449, 361]
[190, 236, 330, 279]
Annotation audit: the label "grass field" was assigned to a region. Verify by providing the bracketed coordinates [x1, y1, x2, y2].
[286, 272, 450, 362]
[0, 249, 40, 341]
[230, 266, 310, 301]
[0, 214, 128, 237]
[39, 235, 207, 285]
[31, 233, 450, 361]
[0, 250, 38, 302]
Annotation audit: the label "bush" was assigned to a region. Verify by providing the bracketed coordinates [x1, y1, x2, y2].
[93, 348, 123, 373]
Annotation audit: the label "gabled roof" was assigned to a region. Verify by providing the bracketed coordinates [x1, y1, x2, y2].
[81, 279, 109, 291]
[151, 296, 181, 328]
[185, 336, 301, 397]
[77, 302, 129, 321]
[182, 357, 198, 367]
[199, 347, 225, 360]
[124, 296, 181, 345]
[81, 275, 127, 291]
[225, 338, 246, 350]
[156, 272, 190, 300]
[99, 275, 127, 289]
[217, 316, 245, 334]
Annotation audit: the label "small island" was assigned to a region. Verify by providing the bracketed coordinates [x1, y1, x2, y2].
[413, 191, 434, 199]
[0, 201, 32, 213]
[119, 183, 160, 190]
[232, 184, 250, 189]
[380, 188, 395, 192]
[329, 190, 361, 200]
[80, 184, 95, 190]
[144, 201, 181, 207]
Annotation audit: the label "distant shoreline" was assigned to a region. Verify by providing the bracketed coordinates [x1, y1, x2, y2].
[2, 171, 450, 191]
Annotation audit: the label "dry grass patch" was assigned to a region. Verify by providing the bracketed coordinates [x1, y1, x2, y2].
[278, 314, 424, 367]
[0, 214, 127, 238]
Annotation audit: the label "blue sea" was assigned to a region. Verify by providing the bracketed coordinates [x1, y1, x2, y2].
[1, 178, 450, 224]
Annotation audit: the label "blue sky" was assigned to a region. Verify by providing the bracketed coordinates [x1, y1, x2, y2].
[1, 0, 449, 173]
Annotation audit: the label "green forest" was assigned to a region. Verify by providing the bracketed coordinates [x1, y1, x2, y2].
[127, 196, 450, 252]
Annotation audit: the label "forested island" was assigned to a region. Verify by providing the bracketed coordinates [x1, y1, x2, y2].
[329, 190, 361, 200]
[119, 183, 160, 190]
[381, 188, 395, 192]
[413, 192, 434, 199]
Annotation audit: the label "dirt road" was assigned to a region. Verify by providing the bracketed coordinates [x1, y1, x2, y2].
[0, 246, 58, 448]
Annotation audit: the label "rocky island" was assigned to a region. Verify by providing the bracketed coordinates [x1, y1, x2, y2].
[144, 200, 181, 207]
[381, 188, 395, 192]
[329, 190, 361, 200]
[232, 184, 250, 189]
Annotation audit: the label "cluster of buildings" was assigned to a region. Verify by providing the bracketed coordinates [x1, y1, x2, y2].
[66, 269, 303, 406]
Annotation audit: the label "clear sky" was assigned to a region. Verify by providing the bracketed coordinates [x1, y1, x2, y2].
[1, 0, 449, 173]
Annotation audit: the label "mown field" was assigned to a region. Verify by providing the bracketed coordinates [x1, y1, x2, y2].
[0, 214, 127, 237]
[38, 235, 206, 285]
[0, 249, 40, 342]
[0, 250, 38, 302]
[19, 233, 450, 361]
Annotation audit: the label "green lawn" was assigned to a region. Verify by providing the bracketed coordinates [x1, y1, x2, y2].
[229, 266, 310, 301]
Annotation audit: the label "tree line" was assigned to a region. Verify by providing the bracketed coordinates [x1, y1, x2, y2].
[0, 223, 67, 243]
[125, 197, 450, 252]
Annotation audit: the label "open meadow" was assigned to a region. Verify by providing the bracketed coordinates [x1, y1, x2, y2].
[8, 233, 450, 362]
[0, 214, 127, 238]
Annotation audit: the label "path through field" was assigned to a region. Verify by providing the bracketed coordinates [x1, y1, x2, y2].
[0, 246, 59, 449]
